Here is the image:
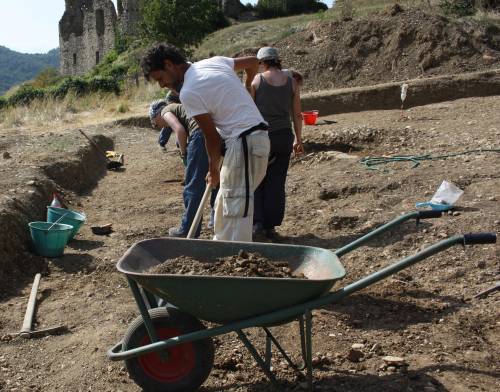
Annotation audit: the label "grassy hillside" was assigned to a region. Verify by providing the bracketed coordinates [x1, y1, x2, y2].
[0, 46, 59, 94]
[194, 0, 424, 58]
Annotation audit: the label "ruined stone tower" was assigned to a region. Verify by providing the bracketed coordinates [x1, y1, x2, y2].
[116, 0, 141, 36]
[59, 0, 140, 76]
[59, 0, 243, 76]
[59, 0, 117, 75]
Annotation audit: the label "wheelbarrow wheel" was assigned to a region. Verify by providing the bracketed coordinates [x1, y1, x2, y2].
[123, 307, 214, 392]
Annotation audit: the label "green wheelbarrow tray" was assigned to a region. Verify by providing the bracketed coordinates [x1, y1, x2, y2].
[117, 238, 346, 323]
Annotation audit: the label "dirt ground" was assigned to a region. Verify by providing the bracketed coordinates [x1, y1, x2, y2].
[0, 95, 499, 391]
[239, 5, 500, 93]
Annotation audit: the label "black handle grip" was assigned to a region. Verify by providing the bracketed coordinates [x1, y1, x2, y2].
[463, 233, 497, 245]
[417, 210, 443, 219]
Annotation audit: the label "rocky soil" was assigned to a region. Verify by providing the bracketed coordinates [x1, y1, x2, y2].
[239, 5, 500, 92]
[147, 252, 301, 278]
[0, 95, 498, 391]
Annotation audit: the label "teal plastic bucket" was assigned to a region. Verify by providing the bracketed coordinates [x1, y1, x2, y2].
[47, 206, 86, 240]
[29, 222, 73, 257]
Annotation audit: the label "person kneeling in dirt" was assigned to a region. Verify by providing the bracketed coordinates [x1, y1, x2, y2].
[149, 98, 213, 237]
[141, 43, 270, 242]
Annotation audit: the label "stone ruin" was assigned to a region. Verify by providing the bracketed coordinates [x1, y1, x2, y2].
[59, 0, 244, 76]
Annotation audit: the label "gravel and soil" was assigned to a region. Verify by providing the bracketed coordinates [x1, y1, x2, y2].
[0, 95, 498, 391]
[147, 251, 302, 279]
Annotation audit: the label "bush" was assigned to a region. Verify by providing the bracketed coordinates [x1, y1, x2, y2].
[0, 96, 7, 110]
[88, 76, 120, 95]
[49, 77, 89, 99]
[8, 85, 46, 106]
[256, 0, 328, 19]
[29, 67, 62, 89]
[439, 0, 476, 16]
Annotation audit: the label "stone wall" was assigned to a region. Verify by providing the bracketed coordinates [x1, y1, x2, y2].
[59, 0, 117, 76]
[59, 0, 244, 76]
[117, 0, 140, 36]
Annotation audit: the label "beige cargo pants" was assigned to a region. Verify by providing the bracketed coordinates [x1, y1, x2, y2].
[213, 130, 270, 242]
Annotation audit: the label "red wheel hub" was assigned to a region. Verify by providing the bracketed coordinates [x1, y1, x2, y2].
[139, 328, 196, 382]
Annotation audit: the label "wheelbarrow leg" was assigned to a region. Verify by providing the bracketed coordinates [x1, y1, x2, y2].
[265, 330, 272, 370]
[237, 330, 280, 390]
[263, 327, 303, 374]
[299, 315, 307, 371]
[127, 277, 161, 345]
[305, 310, 314, 392]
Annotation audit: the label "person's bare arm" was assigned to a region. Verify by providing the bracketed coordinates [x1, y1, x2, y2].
[291, 79, 304, 157]
[233, 56, 259, 92]
[193, 113, 222, 187]
[250, 74, 261, 100]
[163, 112, 188, 156]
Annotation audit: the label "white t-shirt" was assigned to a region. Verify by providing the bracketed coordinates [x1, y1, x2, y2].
[180, 56, 266, 141]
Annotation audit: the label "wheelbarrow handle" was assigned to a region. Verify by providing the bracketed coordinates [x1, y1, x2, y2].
[463, 232, 497, 245]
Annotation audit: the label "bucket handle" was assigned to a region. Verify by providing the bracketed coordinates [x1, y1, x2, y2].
[48, 213, 68, 231]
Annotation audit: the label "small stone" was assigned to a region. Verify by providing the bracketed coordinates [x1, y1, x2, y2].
[452, 211, 460, 216]
[382, 356, 407, 366]
[347, 349, 364, 362]
[487, 196, 496, 201]
[370, 343, 383, 354]
[26, 180, 35, 186]
[3, 151, 11, 159]
[476, 260, 486, 269]
[387, 365, 397, 372]
[351, 343, 365, 350]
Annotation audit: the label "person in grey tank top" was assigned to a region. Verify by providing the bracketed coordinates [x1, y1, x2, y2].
[250, 47, 304, 240]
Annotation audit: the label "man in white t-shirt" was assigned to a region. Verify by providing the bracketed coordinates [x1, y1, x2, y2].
[141, 43, 270, 242]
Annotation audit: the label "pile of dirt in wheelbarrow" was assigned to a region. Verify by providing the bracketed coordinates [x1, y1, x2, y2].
[147, 251, 306, 279]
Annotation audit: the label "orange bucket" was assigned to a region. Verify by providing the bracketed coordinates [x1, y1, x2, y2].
[302, 110, 319, 125]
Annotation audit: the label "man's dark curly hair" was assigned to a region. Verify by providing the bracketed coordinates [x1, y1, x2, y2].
[141, 43, 187, 81]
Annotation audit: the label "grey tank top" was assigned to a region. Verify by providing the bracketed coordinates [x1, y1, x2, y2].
[254, 74, 293, 132]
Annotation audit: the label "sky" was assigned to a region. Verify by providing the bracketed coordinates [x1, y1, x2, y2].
[0, 0, 334, 54]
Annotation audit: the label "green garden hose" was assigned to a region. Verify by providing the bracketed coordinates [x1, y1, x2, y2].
[359, 149, 500, 172]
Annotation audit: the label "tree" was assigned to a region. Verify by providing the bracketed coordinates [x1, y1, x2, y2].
[256, 0, 327, 19]
[139, 0, 227, 48]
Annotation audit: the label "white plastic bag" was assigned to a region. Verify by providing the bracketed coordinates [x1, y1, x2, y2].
[430, 180, 464, 206]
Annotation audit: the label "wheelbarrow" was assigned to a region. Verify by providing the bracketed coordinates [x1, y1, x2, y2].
[107, 210, 496, 391]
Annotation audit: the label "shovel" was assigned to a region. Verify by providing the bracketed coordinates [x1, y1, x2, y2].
[78, 129, 123, 170]
[187, 184, 213, 239]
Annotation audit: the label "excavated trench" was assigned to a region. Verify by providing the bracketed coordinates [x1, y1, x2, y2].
[0, 132, 113, 296]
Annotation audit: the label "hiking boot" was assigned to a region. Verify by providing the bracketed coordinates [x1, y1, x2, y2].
[168, 227, 187, 238]
[265, 228, 279, 240]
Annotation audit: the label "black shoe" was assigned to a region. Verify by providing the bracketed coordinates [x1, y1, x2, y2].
[265, 228, 278, 240]
[253, 222, 264, 235]
[168, 227, 187, 238]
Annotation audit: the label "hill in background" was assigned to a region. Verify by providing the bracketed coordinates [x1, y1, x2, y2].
[0, 46, 59, 94]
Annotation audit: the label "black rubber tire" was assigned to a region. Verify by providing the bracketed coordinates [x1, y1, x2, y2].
[123, 307, 214, 392]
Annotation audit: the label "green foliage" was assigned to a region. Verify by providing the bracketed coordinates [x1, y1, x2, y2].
[439, 0, 476, 16]
[256, 0, 327, 19]
[0, 96, 7, 110]
[139, 0, 225, 48]
[336, 0, 355, 19]
[117, 102, 130, 113]
[114, 28, 130, 54]
[29, 67, 63, 89]
[0, 46, 59, 95]
[7, 85, 46, 106]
